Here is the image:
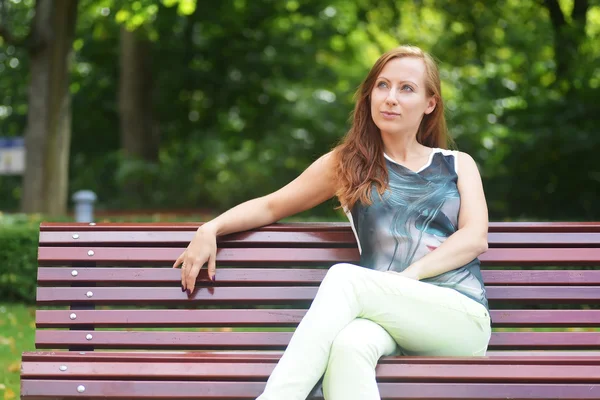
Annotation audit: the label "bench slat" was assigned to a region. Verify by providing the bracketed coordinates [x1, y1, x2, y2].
[39, 222, 354, 232]
[20, 379, 600, 399]
[34, 330, 600, 350]
[36, 267, 600, 286]
[34, 309, 600, 328]
[39, 221, 600, 233]
[21, 350, 600, 364]
[35, 286, 600, 304]
[39, 230, 358, 247]
[36, 246, 600, 266]
[38, 230, 600, 247]
[20, 361, 600, 382]
[37, 247, 360, 266]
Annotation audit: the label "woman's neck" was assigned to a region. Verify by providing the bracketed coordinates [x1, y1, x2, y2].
[380, 131, 430, 163]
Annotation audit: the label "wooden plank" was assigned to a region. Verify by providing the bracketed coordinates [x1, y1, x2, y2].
[487, 222, 600, 233]
[34, 331, 600, 350]
[35, 286, 317, 305]
[20, 361, 600, 382]
[36, 267, 600, 286]
[39, 230, 358, 247]
[36, 246, 600, 266]
[35, 286, 600, 305]
[478, 248, 600, 265]
[20, 380, 600, 399]
[39, 222, 353, 232]
[21, 350, 600, 364]
[35, 309, 600, 328]
[37, 247, 360, 266]
[490, 310, 600, 327]
[39, 221, 600, 233]
[38, 230, 600, 247]
[35, 309, 307, 328]
[487, 232, 600, 247]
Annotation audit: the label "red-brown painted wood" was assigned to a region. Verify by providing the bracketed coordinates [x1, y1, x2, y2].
[35, 246, 600, 266]
[39, 221, 600, 232]
[38, 230, 358, 247]
[21, 350, 600, 364]
[34, 285, 600, 305]
[38, 230, 600, 247]
[33, 309, 600, 328]
[21, 221, 600, 400]
[20, 379, 600, 399]
[39, 221, 353, 232]
[35, 267, 600, 286]
[37, 246, 361, 266]
[34, 330, 600, 350]
[20, 361, 600, 382]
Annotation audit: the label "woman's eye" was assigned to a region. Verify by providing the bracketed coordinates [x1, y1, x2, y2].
[377, 81, 388, 88]
[402, 84, 414, 92]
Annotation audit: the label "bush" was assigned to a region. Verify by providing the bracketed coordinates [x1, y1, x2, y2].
[0, 219, 39, 303]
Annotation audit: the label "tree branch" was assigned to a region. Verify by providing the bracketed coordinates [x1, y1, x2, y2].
[0, 0, 29, 47]
[356, 5, 386, 55]
[542, 0, 566, 31]
[0, 25, 30, 47]
[466, 7, 485, 65]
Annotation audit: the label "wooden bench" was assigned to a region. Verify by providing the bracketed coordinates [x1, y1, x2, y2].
[20, 221, 600, 399]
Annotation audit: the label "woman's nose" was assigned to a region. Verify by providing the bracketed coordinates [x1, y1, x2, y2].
[385, 93, 398, 106]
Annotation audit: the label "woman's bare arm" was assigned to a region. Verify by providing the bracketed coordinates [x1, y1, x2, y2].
[401, 152, 489, 280]
[175, 151, 338, 292]
[202, 151, 338, 237]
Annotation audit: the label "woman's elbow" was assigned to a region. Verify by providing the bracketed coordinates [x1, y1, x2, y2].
[476, 235, 489, 255]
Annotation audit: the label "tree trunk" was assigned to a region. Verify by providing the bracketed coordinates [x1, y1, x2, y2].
[118, 26, 158, 162]
[21, 0, 78, 216]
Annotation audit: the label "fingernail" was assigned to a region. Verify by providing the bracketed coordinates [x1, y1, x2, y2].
[186, 289, 191, 296]
[181, 285, 185, 292]
[211, 275, 216, 282]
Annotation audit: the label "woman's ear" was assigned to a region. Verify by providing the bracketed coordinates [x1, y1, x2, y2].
[424, 96, 437, 115]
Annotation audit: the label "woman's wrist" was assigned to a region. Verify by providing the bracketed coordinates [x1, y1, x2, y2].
[198, 221, 219, 237]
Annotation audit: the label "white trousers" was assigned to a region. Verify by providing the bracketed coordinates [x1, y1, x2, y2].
[256, 263, 491, 400]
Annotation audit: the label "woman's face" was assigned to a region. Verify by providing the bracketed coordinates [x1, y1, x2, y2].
[370, 57, 436, 138]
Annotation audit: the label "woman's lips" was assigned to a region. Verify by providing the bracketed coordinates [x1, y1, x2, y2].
[381, 111, 400, 120]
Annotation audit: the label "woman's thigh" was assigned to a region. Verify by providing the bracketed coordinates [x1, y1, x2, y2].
[336, 264, 491, 356]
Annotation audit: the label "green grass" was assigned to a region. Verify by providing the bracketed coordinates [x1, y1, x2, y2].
[0, 302, 35, 399]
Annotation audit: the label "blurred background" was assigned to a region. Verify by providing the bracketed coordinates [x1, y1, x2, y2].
[0, 0, 599, 396]
[0, 0, 598, 222]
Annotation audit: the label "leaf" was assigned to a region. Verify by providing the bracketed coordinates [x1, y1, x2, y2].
[0, 336, 16, 352]
[3, 388, 16, 400]
[7, 361, 20, 373]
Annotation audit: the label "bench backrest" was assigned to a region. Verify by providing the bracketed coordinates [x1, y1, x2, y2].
[34, 222, 600, 354]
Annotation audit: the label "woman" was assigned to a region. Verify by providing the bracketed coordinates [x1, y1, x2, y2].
[174, 45, 491, 400]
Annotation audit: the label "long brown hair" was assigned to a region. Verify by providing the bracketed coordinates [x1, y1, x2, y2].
[333, 45, 451, 210]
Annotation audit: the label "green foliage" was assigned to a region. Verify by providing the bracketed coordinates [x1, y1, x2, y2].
[0, 218, 39, 304]
[0, 0, 599, 220]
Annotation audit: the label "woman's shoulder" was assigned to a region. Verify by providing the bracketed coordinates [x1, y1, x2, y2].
[430, 148, 477, 176]
[453, 151, 479, 177]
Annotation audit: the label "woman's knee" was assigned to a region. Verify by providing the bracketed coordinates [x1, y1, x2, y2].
[330, 321, 388, 365]
[323, 263, 363, 285]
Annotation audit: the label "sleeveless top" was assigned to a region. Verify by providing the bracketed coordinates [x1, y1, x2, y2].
[345, 148, 489, 310]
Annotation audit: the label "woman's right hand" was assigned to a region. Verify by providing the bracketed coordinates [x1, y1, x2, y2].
[173, 226, 217, 294]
